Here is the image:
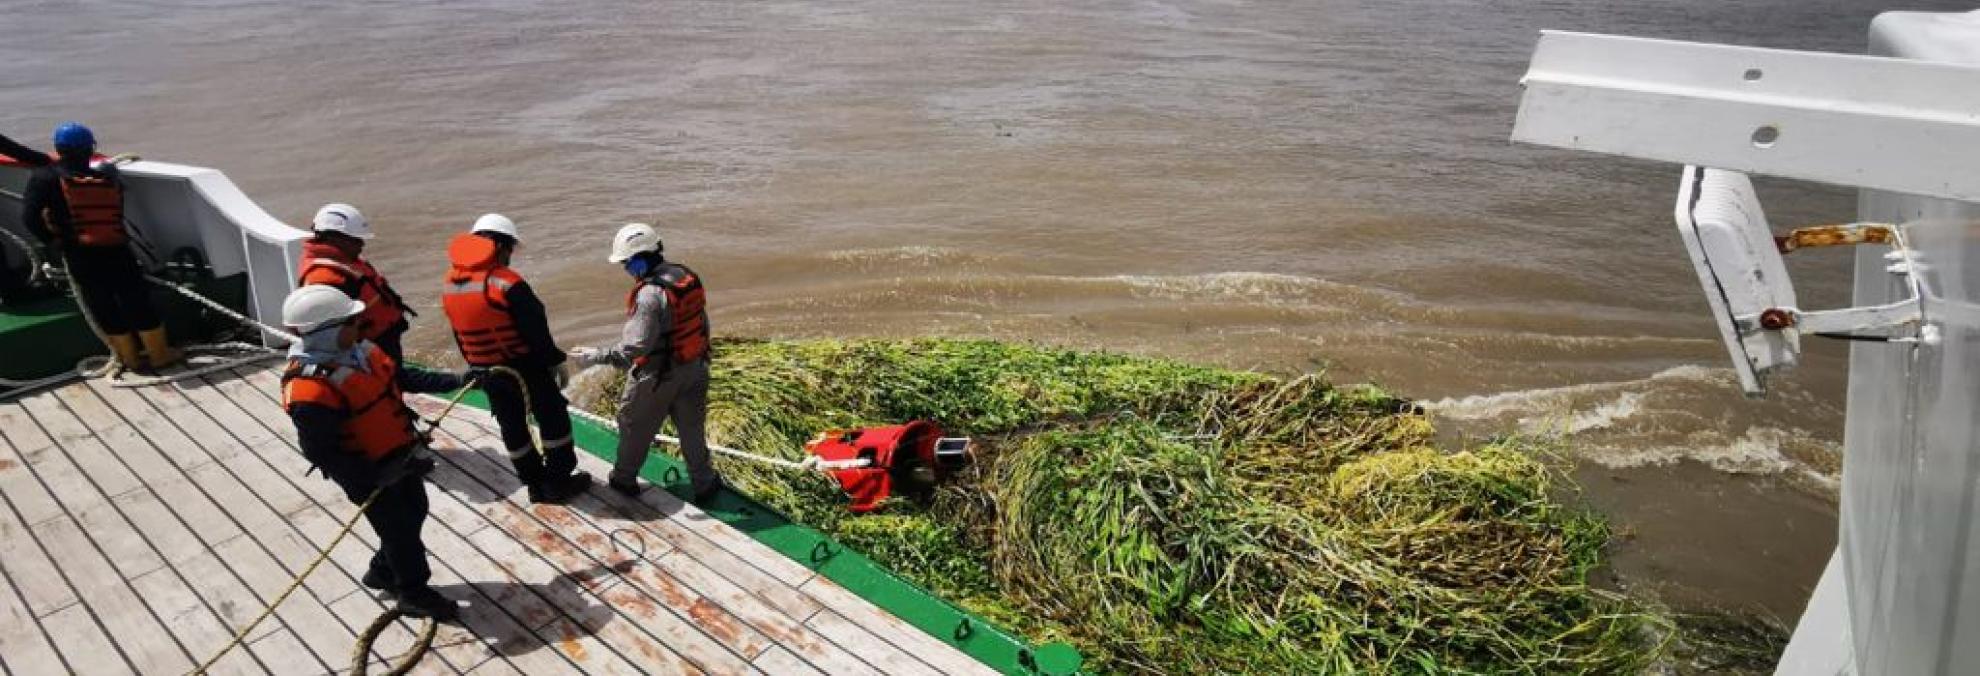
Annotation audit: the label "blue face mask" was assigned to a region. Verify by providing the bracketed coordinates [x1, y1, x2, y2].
[624, 255, 654, 279]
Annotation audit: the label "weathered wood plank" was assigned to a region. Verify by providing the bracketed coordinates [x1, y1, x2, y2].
[36, 515, 194, 673]
[0, 558, 68, 676]
[463, 526, 684, 674]
[804, 608, 945, 676]
[0, 404, 63, 528]
[752, 645, 831, 676]
[435, 411, 880, 672]
[130, 564, 267, 676]
[429, 425, 763, 672]
[0, 478, 78, 616]
[39, 598, 137, 675]
[0, 403, 93, 529]
[17, 391, 140, 500]
[803, 578, 998, 676]
[419, 411, 825, 623]
[429, 395, 952, 676]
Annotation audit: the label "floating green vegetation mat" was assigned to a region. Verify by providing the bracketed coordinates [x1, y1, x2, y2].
[586, 338, 1669, 674]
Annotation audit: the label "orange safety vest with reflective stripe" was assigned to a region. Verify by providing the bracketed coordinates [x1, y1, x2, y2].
[626, 263, 709, 368]
[280, 343, 420, 461]
[298, 240, 408, 339]
[53, 170, 127, 247]
[440, 233, 530, 366]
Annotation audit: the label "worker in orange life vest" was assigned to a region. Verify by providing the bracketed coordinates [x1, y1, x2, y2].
[572, 223, 721, 502]
[281, 284, 465, 621]
[21, 122, 180, 370]
[439, 214, 592, 503]
[299, 203, 416, 363]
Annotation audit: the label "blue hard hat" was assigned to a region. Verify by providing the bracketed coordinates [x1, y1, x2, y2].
[52, 122, 95, 148]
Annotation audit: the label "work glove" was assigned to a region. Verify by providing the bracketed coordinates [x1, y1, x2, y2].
[569, 345, 609, 368]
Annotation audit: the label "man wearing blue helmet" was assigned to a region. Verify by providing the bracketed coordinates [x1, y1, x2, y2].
[21, 122, 180, 370]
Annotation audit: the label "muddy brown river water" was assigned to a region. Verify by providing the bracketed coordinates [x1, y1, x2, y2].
[12, 0, 1971, 624]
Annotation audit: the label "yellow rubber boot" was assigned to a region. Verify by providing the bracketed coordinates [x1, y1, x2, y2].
[105, 333, 143, 369]
[137, 327, 183, 369]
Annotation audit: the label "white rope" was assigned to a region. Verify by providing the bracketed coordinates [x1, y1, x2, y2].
[143, 274, 301, 344]
[563, 404, 871, 473]
[0, 226, 45, 286]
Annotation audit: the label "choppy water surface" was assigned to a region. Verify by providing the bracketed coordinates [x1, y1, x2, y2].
[12, 0, 1970, 619]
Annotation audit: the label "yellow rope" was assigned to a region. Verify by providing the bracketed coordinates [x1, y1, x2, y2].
[188, 374, 483, 675]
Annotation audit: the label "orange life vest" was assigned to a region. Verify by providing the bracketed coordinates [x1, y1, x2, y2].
[53, 170, 127, 247]
[299, 240, 408, 339]
[626, 263, 709, 368]
[440, 233, 530, 366]
[280, 343, 420, 461]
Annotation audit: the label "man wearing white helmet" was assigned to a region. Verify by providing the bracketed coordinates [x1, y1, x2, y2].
[440, 214, 592, 503]
[299, 203, 417, 363]
[573, 223, 720, 502]
[280, 284, 466, 621]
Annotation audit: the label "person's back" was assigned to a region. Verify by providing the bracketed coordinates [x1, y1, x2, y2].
[20, 122, 178, 369]
[439, 216, 590, 503]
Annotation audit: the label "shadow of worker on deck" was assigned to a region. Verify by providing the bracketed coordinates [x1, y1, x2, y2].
[431, 571, 616, 659]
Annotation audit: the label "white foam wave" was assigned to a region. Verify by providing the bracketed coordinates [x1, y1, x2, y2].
[1422, 365, 1724, 422]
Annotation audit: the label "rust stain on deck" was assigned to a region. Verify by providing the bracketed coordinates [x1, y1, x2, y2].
[557, 623, 589, 661]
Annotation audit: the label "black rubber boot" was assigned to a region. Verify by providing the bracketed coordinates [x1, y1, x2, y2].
[527, 471, 592, 504]
[395, 586, 460, 622]
[608, 478, 643, 497]
[691, 477, 724, 506]
[360, 566, 396, 593]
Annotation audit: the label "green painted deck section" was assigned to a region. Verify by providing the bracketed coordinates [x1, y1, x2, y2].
[455, 388, 1085, 676]
[0, 274, 249, 381]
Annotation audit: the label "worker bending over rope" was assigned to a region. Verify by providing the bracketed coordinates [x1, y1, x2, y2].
[21, 123, 180, 369]
[281, 284, 464, 621]
[440, 214, 592, 504]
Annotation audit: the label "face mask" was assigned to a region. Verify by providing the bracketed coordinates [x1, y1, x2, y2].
[624, 255, 653, 279]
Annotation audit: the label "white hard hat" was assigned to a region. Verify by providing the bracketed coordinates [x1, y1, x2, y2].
[471, 213, 519, 241]
[312, 203, 373, 240]
[283, 284, 367, 332]
[608, 223, 663, 263]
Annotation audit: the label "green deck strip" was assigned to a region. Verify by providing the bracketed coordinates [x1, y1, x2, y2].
[0, 274, 251, 381]
[453, 388, 1082, 675]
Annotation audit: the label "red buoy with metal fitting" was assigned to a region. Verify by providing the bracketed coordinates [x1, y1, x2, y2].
[805, 421, 971, 512]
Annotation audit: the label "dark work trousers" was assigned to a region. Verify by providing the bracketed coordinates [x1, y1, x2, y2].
[64, 245, 159, 334]
[483, 363, 577, 486]
[336, 473, 432, 592]
[612, 360, 714, 493]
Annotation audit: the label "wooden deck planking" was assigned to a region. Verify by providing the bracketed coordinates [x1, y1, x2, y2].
[0, 528, 71, 676]
[0, 364, 998, 675]
[123, 380, 393, 672]
[211, 369, 698, 675]
[422, 418, 774, 667]
[428, 410, 984, 676]
[0, 449, 79, 616]
[38, 600, 139, 676]
[432, 412, 894, 676]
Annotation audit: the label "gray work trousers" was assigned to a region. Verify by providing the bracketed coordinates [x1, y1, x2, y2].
[612, 359, 715, 492]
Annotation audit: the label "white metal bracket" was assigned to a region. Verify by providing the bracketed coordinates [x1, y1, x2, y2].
[1514, 31, 1980, 201]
